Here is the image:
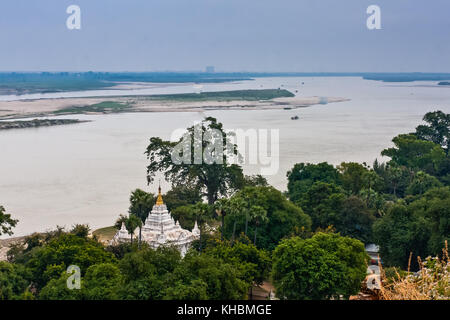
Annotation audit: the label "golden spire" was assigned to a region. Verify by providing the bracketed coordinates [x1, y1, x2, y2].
[156, 183, 164, 205]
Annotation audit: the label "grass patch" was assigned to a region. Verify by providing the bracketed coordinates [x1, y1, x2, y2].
[143, 89, 295, 102]
[92, 226, 117, 242]
[55, 101, 132, 114]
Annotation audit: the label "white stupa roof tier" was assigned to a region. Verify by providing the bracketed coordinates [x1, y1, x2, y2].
[111, 187, 200, 256]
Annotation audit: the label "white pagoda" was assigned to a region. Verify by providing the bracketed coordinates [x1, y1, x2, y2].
[111, 186, 200, 256]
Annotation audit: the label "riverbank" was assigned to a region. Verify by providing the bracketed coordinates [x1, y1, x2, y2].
[0, 118, 88, 130]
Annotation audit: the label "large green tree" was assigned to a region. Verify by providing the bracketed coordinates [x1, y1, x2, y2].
[163, 185, 202, 212]
[203, 240, 271, 286]
[145, 117, 244, 204]
[298, 181, 346, 230]
[39, 263, 123, 300]
[408, 187, 450, 255]
[381, 134, 445, 176]
[118, 246, 181, 300]
[39, 272, 82, 300]
[415, 110, 450, 154]
[333, 196, 376, 243]
[82, 263, 122, 300]
[287, 162, 341, 204]
[337, 162, 369, 195]
[168, 251, 250, 300]
[373, 204, 431, 270]
[373, 161, 412, 198]
[405, 171, 442, 196]
[271, 233, 368, 300]
[373, 186, 449, 270]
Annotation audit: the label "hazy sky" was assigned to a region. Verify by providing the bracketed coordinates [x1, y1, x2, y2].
[0, 0, 449, 72]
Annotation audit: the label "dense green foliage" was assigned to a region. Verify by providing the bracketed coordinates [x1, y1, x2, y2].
[163, 185, 203, 212]
[0, 262, 31, 300]
[203, 240, 271, 285]
[4, 229, 269, 300]
[223, 186, 311, 250]
[284, 111, 449, 271]
[287, 162, 341, 204]
[272, 233, 369, 300]
[373, 187, 450, 269]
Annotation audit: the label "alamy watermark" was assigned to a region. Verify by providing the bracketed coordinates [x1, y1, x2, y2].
[367, 5, 381, 30]
[67, 5, 381, 31]
[170, 123, 280, 176]
[66, 5, 81, 30]
[66, 265, 81, 290]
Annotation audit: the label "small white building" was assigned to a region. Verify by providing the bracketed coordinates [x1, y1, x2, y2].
[111, 187, 200, 256]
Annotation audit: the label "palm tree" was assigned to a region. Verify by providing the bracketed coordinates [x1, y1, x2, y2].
[126, 215, 141, 243]
[214, 198, 228, 241]
[129, 189, 155, 247]
[191, 202, 209, 251]
[225, 197, 245, 244]
[115, 214, 141, 243]
[249, 205, 268, 246]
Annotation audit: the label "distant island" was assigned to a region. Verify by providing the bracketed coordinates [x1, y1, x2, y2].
[0, 119, 87, 130]
[135, 89, 295, 102]
[1, 88, 347, 121]
[438, 81, 450, 86]
[52, 89, 295, 115]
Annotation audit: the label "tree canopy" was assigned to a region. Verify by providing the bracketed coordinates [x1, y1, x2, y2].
[145, 117, 244, 204]
[223, 186, 311, 250]
[287, 162, 341, 204]
[373, 187, 449, 270]
[271, 233, 368, 300]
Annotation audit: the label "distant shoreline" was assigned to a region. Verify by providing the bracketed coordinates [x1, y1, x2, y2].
[1, 71, 450, 96]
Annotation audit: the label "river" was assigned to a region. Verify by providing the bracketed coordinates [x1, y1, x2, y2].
[1, 77, 449, 237]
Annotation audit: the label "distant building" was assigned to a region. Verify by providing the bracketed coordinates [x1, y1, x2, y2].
[111, 187, 200, 256]
[205, 66, 215, 73]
